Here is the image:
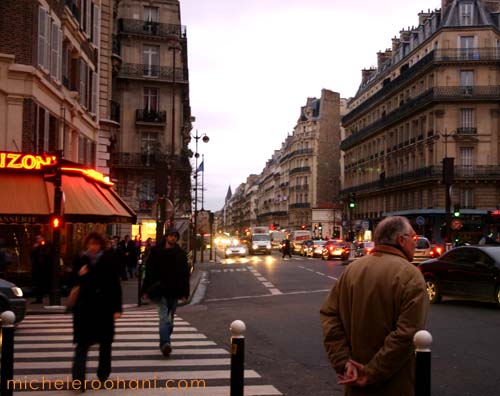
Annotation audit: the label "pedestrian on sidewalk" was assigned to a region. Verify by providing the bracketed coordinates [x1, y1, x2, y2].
[71, 232, 122, 388]
[141, 228, 190, 357]
[320, 216, 429, 396]
[30, 234, 53, 304]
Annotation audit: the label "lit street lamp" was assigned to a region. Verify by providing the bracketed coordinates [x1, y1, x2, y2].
[192, 130, 209, 264]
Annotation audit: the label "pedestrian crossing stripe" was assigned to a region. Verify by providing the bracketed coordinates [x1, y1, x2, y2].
[13, 312, 282, 395]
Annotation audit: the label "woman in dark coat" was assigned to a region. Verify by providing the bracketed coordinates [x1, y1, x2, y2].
[71, 232, 122, 386]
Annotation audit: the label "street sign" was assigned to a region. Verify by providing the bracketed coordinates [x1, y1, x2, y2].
[416, 216, 425, 226]
[196, 210, 210, 234]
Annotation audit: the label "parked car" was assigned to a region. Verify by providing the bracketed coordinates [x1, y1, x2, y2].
[300, 240, 314, 256]
[417, 246, 500, 306]
[413, 236, 434, 263]
[224, 241, 248, 258]
[307, 240, 327, 258]
[354, 241, 375, 257]
[322, 240, 351, 261]
[0, 278, 26, 323]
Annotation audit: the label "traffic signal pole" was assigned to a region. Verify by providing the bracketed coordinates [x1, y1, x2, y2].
[50, 154, 62, 306]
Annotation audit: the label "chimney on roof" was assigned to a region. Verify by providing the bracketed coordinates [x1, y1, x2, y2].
[400, 29, 411, 42]
[418, 10, 432, 25]
[392, 36, 401, 52]
[377, 49, 392, 70]
[361, 68, 376, 85]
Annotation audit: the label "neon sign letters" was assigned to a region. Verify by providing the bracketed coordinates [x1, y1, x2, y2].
[0, 152, 56, 170]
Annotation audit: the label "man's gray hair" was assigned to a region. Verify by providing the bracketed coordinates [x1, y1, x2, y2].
[374, 216, 413, 245]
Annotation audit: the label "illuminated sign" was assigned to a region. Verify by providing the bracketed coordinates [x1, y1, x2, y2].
[61, 167, 114, 186]
[0, 152, 56, 170]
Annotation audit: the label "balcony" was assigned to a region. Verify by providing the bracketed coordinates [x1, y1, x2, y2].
[110, 152, 168, 169]
[290, 203, 311, 209]
[456, 127, 477, 135]
[118, 18, 186, 39]
[341, 86, 500, 150]
[135, 109, 166, 124]
[118, 63, 187, 83]
[342, 48, 500, 125]
[280, 148, 314, 163]
[289, 166, 311, 176]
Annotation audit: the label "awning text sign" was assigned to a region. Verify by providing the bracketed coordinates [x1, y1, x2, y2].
[0, 152, 56, 170]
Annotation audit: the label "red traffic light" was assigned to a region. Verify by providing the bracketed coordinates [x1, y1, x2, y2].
[51, 216, 63, 228]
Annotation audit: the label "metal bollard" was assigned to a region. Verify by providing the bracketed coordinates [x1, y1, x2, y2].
[230, 320, 246, 396]
[1, 311, 16, 396]
[137, 259, 143, 306]
[414, 330, 432, 396]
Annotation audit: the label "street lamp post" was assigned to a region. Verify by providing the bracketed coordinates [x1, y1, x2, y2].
[192, 130, 209, 264]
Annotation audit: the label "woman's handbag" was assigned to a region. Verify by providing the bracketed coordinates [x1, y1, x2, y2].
[66, 285, 81, 308]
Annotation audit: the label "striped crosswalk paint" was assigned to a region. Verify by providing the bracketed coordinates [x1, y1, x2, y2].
[12, 310, 282, 395]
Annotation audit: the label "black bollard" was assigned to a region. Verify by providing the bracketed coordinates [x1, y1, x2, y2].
[1, 311, 16, 396]
[414, 330, 432, 396]
[230, 320, 246, 396]
[137, 259, 143, 306]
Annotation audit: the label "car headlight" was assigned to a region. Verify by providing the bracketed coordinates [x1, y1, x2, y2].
[239, 248, 245, 254]
[225, 248, 231, 255]
[252, 244, 258, 250]
[266, 244, 271, 249]
[11, 287, 23, 297]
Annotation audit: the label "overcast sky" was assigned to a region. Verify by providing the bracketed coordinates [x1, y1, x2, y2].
[180, 0, 440, 212]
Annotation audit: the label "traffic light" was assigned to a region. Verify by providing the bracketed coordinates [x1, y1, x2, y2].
[314, 223, 318, 230]
[51, 216, 63, 229]
[318, 223, 322, 231]
[301, 224, 306, 230]
[349, 192, 356, 209]
[453, 204, 461, 217]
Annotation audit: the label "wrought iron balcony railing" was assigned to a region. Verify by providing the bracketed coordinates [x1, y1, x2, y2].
[456, 127, 477, 135]
[118, 18, 186, 39]
[135, 109, 166, 124]
[341, 85, 500, 150]
[110, 152, 168, 168]
[118, 63, 187, 83]
[290, 203, 311, 209]
[342, 48, 500, 125]
[289, 166, 311, 175]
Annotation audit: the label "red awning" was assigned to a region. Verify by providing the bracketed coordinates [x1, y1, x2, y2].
[0, 172, 135, 224]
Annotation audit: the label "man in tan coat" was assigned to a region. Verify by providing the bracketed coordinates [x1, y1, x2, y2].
[320, 216, 429, 396]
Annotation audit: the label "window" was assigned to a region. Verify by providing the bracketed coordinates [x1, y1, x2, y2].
[460, 70, 474, 87]
[459, 36, 475, 59]
[139, 179, 156, 207]
[460, 147, 474, 176]
[459, 3, 473, 26]
[91, 71, 98, 114]
[143, 88, 159, 112]
[460, 189, 474, 208]
[50, 21, 62, 81]
[460, 108, 475, 128]
[91, 3, 100, 46]
[143, 45, 159, 77]
[141, 132, 159, 165]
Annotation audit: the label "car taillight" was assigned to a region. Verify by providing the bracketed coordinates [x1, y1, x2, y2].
[329, 246, 334, 251]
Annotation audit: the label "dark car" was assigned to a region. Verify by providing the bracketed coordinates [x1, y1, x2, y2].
[0, 278, 26, 323]
[322, 240, 350, 261]
[417, 246, 500, 306]
[353, 241, 375, 257]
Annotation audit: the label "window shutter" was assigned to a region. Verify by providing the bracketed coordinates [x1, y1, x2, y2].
[92, 4, 100, 47]
[57, 28, 63, 81]
[45, 12, 51, 70]
[50, 22, 58, 78]
[79, 59, 87, 106]
[38, 7, 46, 68]
[92, 71, 98, 114]
[86, 0, 92, 37]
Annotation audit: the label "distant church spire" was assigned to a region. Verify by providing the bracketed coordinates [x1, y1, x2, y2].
[225, 185, 232, 201]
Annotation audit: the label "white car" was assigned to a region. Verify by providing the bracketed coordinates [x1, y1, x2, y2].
[224, 243, 248, 258]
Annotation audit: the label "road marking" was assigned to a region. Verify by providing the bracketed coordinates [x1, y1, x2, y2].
[206, 289, 330, 302]
[328, 276, 338, 280]
[269, 289, 282, 295]
[315, 272, 325, 276]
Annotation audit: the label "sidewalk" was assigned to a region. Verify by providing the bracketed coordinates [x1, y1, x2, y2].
[25, 262, 205, 315]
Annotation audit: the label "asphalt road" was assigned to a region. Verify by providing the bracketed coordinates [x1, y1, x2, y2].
[178, 250, 500, 396]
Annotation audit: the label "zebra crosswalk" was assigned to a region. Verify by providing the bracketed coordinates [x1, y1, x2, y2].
[11, 310, 281, 395]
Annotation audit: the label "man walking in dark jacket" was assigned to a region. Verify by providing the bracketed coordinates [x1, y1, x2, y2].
[141, 228, 190, 357]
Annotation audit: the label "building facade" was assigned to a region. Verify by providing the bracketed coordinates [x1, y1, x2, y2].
[223, 89, 344, 238]
[111, 0, 192, 240]
[340, 0, 500, 243]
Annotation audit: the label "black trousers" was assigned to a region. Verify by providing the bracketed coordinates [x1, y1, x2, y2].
[72, 341, 112, 385]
